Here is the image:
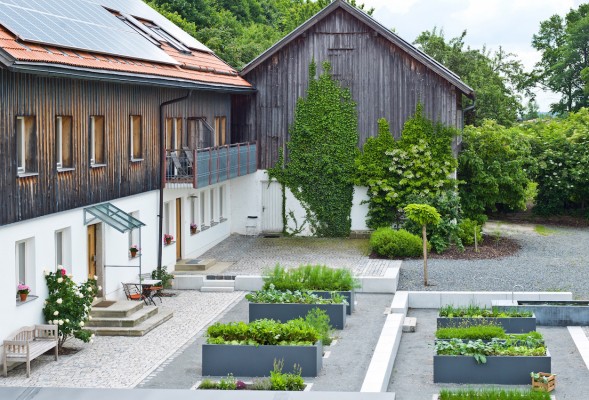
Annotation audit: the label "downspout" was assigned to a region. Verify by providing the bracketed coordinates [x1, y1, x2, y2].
[158, 91, 192, 273]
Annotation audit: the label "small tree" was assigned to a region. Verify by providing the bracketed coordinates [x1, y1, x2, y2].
[43, 267, 98, 351]
[403, 204, 441, 286]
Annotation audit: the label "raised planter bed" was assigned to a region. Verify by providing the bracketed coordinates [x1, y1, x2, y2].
[437, 316, 536, 334]
[202, 342, 322, 377]
[433, 350, 551, 384]
[312, 290, 355, 315]
[249, 303, 347, 329]
[493, 300, 589, 326]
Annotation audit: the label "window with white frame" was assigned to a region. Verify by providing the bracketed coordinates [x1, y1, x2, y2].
[190, 196, 198, 233]
[16, 116, 37, 174]
[128, 211, 140, 252]
[90, 116, 105, 165]
[55, 228, 71, 269]
[219, 185, 226, 221]
[210, 189, 216, 225]
[15, 238, 35, 295]
[163, 202, 171, 235]
[130, 115, 143, 160]
[56, 116, 73, 169]
[200, 192, 207, 229]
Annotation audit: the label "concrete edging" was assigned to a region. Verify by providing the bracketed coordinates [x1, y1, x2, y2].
[406, 291, 573, 308]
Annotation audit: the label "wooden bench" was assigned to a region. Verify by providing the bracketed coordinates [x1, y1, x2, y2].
[3, 325, 58, 377]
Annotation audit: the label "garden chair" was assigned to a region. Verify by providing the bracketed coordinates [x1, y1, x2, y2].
[122, 283, 147, 304]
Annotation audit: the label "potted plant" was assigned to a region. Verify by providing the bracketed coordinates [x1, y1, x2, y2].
[129, 244, 140, 257]
[17, 283, 30, 301]
[531, 372, 556, 392]
[190, 222, 197, 234]
[163, 234, 174, 245]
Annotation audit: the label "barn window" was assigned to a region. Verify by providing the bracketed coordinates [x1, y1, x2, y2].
[56, 116, 73, 169]
[90, 116, 106, 166]
[16, 116, 37, 174]
[130, 115, 143, 160]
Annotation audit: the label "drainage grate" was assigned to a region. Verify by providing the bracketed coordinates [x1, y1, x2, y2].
[205, 275, 236, 280]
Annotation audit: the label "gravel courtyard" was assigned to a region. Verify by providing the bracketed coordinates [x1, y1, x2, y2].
[398, 223, 589, 298]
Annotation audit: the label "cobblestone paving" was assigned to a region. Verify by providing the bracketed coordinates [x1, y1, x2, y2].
[0, 291, 243, 389]
[198, 234, 389, 277]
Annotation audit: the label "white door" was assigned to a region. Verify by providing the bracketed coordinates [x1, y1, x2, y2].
[261, 180, 283, 232]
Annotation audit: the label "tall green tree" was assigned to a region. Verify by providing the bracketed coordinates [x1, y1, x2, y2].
[532, 4, 589, 114]
[270, 61, 359, 237]
[414, 29, 527, 126]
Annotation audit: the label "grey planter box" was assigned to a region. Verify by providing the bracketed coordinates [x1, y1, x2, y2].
[312, 290, 355, 315]
[249, 302, 347, 329]
[433, 351, 551, 384]
[202, 342, 322, 377]
[493, 300, 589, 326]
[437, 316, 536, 333]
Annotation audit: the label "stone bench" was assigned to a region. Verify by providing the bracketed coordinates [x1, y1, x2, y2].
[3, 325, 58, 377]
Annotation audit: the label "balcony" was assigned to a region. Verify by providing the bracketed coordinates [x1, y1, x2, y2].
[164, 142, 257, 189]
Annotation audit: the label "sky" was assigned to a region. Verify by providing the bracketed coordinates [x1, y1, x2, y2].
[362, 0, 585, 112]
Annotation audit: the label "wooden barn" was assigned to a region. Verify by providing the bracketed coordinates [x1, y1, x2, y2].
[233, 0, 475, 169]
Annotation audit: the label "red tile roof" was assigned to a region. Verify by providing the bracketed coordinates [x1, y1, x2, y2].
[0, 26, 251, 89]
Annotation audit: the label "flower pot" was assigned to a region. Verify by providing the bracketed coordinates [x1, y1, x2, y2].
[190, 228, 197, 234]
[19, 293, 28, 302]
[165, 239, 171, 245]
[130, 250, 138, 258]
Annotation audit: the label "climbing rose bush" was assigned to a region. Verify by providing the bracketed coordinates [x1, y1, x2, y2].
[43, 267, 98, 350]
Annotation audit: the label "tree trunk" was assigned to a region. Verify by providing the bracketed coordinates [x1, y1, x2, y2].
[422, 224, 428, 286]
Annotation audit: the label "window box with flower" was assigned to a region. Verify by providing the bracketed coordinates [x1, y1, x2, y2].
[17, 283, 30, 302]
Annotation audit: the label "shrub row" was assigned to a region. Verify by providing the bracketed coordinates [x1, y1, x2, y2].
[263, 264, 359, 291]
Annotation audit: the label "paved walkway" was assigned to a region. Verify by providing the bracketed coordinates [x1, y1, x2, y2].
[0, 291, 243, 388]
[198, 235, 389, 276]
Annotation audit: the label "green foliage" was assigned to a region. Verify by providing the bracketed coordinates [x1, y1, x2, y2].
[439, 304, 533, 318]
[246, 284, 348, 305]
[43, 268, 97, 350]
[532, 4, 589, 114]
[458, 120, 532, 221]
[206, 318, 320, 346]
[403, 204, 441, 227]
[414, 29, 528, 126]
[270, 359, 305, 391]
[439, 388, 551, 400]
[369, 228, 423, 258]
[151, 265, 174, 289]
[269, 61, 359, 237]
[198, 379, 218, 390]
[457, 218, 483, 246]
[304, 308, 333, 346]
[262, 264, 359, 291]
[436, 325, 506, 340]
[250, 377, 272, 390]
[435, 336, 547, 363]
[218, 374, 237, 390]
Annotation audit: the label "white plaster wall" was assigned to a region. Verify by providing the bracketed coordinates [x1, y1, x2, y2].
[230, 171, 264, 235]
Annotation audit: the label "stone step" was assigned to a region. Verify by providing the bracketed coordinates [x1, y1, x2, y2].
[88, 308, 174, 337]
[202, 279, 236, 287]
[403, 316, 417, 333]
[175, 258, 216, 272]
[201, 286, 234, 292]
[90, 300, 144, 318]
[87, 305, 158, 327]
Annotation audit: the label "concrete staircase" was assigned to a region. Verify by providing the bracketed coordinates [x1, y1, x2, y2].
[87, 301, 173, 337]
[200, 276, 235, 292]
[175, 258, 217, 272]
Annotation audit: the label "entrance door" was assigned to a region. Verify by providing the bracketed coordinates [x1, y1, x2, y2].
[261, 180, 283, 232]
[87, 224, 104, 297]
[176, 198, 182, 261]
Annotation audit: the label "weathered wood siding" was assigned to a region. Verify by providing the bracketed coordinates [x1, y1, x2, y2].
[0, 67, 232, 226]
[234, 8, 462, 169]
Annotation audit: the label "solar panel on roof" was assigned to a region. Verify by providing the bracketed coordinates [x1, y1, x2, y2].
[0, 0, 178, 65]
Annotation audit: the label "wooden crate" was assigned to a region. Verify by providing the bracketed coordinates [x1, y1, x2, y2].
[531, 372, 556, 392]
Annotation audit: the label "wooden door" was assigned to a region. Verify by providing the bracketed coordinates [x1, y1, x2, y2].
[175, 198, 182, 261]
[87, 224, 96, 279]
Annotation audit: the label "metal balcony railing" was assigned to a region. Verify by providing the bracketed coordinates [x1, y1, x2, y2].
[164, 142, 257, 188]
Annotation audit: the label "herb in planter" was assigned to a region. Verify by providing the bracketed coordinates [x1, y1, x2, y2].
[435, 336, 546, 364]
[440, 304, 533, 318]
[436, 326, 543, 342]
[206, 318, 320, 346]
[439, 388, 551, 399]
[246, 284, 348, 305]
[304, 308, 334, 345]
[263, 264, 360, 291]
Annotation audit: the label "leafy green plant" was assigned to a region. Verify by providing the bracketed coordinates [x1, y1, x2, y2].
[43, 267, 97, 351]
[206, 318, 320, 346]
[305, 308, 333, 345]
[198, 379, 218, 390]
[439, 388, 551, 399]
[268, 61, 358, 237]
[249, 377, 272, 391]
[439, 305, 533, 318]
[369, 228, 423, 258]
[218, 374, 237, 390]
[457, 218, 483, 246]
[436, 325, 506, 340]
[246, 284, 348, 305]
[435, 337, 546, 364]
[404, 204, 441, 286]
[270, 359, 305, 391]
[262, 264, 359, 291]
[151, 265, 174, 289]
